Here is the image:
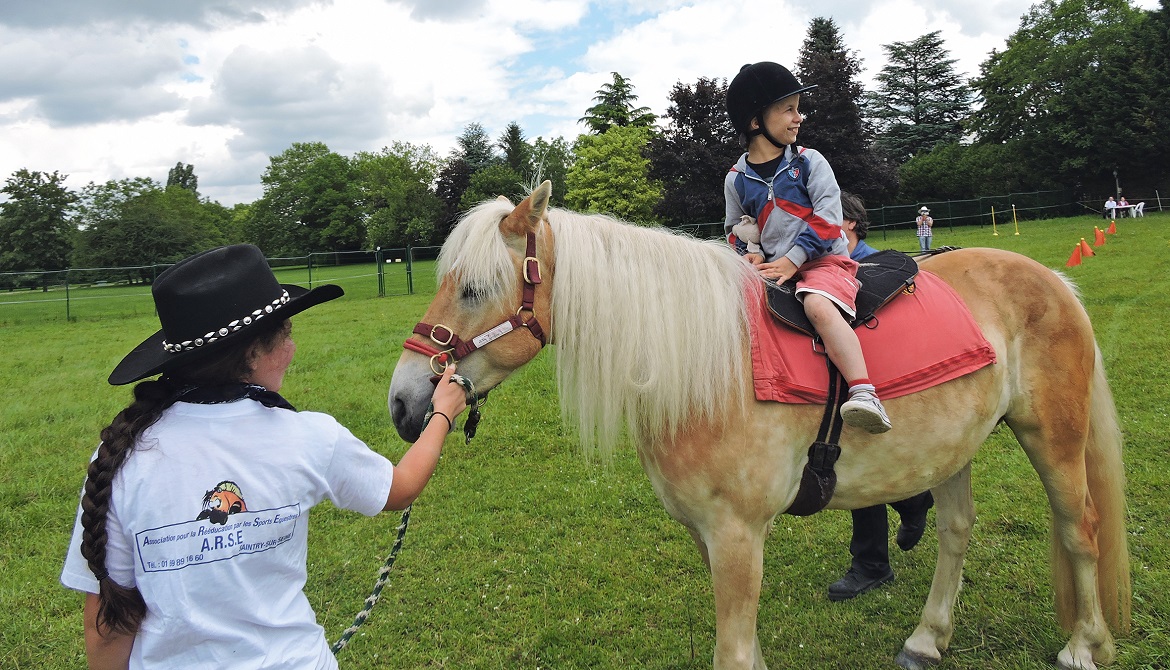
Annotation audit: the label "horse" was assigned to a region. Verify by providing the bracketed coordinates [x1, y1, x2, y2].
[387, 182, 1130, 670]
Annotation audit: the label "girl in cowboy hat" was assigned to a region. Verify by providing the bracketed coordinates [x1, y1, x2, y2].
[60, 244, 468, 669]
[724, 61, 891, 434]
[916, 206, 934, 252]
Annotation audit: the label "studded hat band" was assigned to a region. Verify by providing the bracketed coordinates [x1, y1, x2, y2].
[162, 290, 290, 353]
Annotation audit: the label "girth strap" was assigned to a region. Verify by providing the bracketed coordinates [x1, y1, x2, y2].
[783, 355, 847, 516]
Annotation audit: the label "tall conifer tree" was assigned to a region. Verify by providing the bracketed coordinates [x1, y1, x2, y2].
[796, 17, 897, 203]
[868, 31, 972, 163]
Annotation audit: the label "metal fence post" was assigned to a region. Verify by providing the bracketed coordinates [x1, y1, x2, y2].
[376, 247, 384, 298]
[406, 242, 414, 295]
[65, 269, 71, 321]
[307, 254, 314, 289]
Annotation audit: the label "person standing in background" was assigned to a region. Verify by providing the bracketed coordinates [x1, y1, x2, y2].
[915, 207, 934, 252]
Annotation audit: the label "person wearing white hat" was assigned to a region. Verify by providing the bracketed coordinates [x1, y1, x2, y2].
[915, 206, 934, 252]
[61, 244, 469, 669]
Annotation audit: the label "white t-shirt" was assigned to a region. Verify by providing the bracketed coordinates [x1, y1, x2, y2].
[62, 399, 394, 670]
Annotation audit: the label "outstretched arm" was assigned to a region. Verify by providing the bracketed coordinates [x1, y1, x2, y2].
[383, 363, 468, 511]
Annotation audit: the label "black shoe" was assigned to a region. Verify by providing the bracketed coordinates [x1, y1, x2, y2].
[896, 494, 934, 551]
[827, 568, 894, 601]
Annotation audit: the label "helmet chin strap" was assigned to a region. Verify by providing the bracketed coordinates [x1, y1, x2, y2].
[750, 116, 789, 151]
[760, 123, 789, 150]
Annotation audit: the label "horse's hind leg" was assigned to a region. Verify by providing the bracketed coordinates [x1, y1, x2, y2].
[1010, 415, 1115, 669]
[694, 522, 769, 670]
[897, 464, 974, 670]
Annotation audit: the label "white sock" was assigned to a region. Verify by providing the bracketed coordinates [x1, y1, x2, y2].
[848, 383, 876, 398]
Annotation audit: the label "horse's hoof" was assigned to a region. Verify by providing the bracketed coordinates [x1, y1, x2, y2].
[1056, 647, 1098, 670]
[896, 649, 940, 670]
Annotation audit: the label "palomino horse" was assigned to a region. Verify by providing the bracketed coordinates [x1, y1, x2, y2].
[388, 182, 1130, 669]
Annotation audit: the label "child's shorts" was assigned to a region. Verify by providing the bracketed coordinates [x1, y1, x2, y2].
[794, 254, 860, 318]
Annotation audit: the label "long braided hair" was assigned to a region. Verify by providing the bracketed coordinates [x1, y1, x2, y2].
[80, 318, 291, 636]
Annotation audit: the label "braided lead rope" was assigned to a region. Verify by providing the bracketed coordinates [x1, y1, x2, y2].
[330, 504, 412, 654]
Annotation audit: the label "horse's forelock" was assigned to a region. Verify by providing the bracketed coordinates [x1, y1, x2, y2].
[437, 199, 520, 304]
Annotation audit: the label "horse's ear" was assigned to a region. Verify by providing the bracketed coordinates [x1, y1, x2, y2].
[496, 195, 512, 203]
[500, 180, 551, 238]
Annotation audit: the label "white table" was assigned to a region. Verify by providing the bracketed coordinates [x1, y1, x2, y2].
[1109, 205, 1134, 218]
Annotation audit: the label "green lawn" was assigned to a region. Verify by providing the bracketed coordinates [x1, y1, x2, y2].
[1, 212, 1167, 669]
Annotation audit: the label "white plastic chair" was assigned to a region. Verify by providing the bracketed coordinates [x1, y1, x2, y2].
[1134, 202, 1145, 217]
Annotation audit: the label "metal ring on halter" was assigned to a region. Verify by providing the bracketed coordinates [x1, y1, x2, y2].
[429, 350, 455, 375]
[429, 324, 454, 346]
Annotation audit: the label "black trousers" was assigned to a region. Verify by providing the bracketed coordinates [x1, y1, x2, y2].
[849, 491, 934, 576]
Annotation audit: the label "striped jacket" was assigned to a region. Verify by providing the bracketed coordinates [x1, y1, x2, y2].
[724, 146, 846, 268]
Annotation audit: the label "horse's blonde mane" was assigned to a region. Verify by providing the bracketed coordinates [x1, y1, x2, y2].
[440, 201, 756, 459]
[546, 209, 755, 458]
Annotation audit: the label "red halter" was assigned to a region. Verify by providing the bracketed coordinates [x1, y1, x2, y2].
[404, 231, 546, 373]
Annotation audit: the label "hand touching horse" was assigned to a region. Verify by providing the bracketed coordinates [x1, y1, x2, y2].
[388, 182, 1129, 670]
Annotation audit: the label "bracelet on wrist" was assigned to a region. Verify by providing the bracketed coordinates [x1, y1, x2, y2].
[428, 411, 452, 432]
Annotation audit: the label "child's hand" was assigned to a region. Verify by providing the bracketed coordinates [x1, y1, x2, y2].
[744, 253, 764, 266]
[759, 257, 798, 283]
[431, 363, 469, 420]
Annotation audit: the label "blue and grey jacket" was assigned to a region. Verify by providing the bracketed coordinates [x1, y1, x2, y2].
[724, 146, 846, 267]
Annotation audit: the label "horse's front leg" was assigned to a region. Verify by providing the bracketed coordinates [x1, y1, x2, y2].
[897, 463, 974, 669]
[698, 519, 769, 670]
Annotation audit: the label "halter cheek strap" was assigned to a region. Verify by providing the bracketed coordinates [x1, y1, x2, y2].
[404, 231, 546, 370]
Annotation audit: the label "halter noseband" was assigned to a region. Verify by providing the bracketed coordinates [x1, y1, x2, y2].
[404, 230, 546, 372]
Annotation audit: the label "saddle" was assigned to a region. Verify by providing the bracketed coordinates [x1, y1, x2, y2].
[765, 249, 919, 337]
[763, 250, 918, 516]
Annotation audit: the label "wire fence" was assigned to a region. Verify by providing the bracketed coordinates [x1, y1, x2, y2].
[5, 188, 1165, 324]
[0, 247, 442, 325]
[671, 189, 1166, 241]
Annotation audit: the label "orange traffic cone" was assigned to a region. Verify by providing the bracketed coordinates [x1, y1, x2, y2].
[1107, 221, 1117, 234]
[1080, 238, 1095, 257]
[1094, 227, 1106, 247]
[1066, 244, 1082, 267]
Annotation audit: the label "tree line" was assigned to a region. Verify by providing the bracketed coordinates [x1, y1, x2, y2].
[2, 0, 1166, 273]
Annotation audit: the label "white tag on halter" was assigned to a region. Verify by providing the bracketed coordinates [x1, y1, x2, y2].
[472, 321, 516, 348]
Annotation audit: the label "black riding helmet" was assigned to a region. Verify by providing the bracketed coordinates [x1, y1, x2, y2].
[726, 62, 817, 144]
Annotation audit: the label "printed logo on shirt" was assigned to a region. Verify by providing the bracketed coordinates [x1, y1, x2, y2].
[133, 479, 301, 573]
[787, 166, 800, 181]
[195, 480, 247, 525]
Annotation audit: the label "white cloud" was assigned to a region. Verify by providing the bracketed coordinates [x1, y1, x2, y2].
[187, 44, 394, 155]
[0, 0, 1162, 205]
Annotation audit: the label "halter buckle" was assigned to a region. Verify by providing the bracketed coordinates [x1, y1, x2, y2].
[524, 256, 541, 285]
[430, 324, 454, 346]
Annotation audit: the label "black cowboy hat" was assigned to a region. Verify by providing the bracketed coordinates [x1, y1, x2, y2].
[108, 244, 343, 385]
[726, 62, 817, 136]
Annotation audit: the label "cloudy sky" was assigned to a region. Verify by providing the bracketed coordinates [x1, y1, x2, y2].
[0, 0, 1158, 206]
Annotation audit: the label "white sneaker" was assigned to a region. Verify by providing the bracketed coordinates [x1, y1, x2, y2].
[841, 391, 892, 434]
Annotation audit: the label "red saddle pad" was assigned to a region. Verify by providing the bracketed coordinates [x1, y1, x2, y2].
[748, 270, 997, 404]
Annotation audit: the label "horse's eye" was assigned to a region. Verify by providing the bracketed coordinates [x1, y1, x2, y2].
[461, 285, 485, 303]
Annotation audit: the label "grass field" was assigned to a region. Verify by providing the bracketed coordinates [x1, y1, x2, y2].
[1, 213, 1168, 669]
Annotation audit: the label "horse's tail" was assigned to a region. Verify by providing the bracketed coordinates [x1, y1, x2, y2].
[1052, 343, 1131, 634]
